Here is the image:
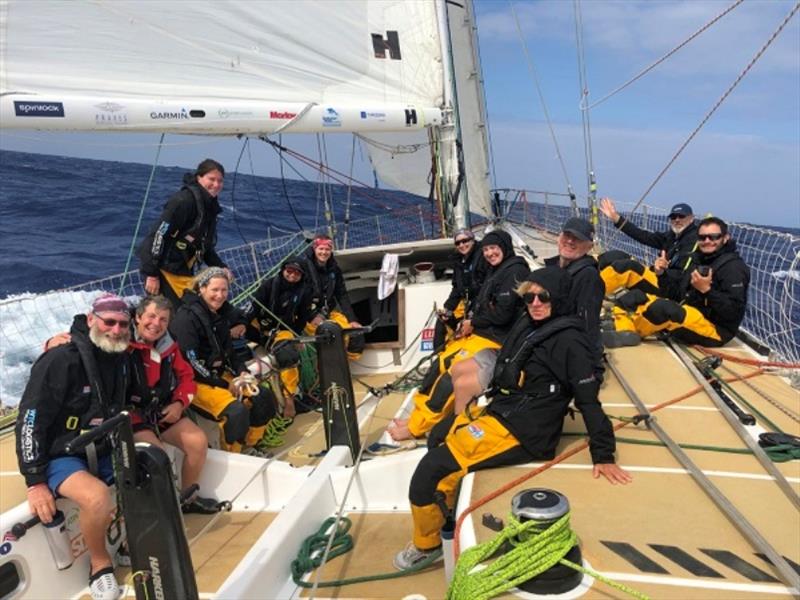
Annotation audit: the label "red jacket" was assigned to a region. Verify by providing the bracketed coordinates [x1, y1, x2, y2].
[128, 331, 196, 426]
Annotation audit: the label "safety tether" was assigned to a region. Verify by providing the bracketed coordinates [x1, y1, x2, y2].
[118, 132, 165, 294]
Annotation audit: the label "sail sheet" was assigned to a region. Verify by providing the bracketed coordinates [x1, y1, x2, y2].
[0, 0, 445, 133]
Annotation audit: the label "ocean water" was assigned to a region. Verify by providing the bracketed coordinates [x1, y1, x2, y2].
[0, 150, 428, 297]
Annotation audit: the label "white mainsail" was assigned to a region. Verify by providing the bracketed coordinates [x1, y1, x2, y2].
[0, 0, 445, 134]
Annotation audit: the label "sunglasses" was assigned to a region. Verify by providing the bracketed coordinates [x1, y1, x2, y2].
[454, 238, 473, 247]
[284, 267, 302, 276]
[523, 290, 551, 304]
[668, 214, 687, 220]
[93, 313, 130, 328]
[697, 233, 724, 241]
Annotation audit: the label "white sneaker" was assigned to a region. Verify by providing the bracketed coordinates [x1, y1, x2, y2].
[89, 566, 120, 600]
[393, 542, 442, 571]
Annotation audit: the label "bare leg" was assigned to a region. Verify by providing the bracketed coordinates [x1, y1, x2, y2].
[157, 419, 208, 490]
[57, 471, 114, 575]
[451, 358, 482, 414]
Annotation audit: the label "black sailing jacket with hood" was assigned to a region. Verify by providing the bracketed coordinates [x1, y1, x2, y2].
[139, 173, 226, 277]
[487, 267, 615, 464]
[443, 242, 488, 313]
[15, 315, 129, 486]
[245, 260, 314, 339]
[170, 291, 246, 388]
[470, 230, 530, 343]
[544, 253, 603, 351]
[615, 217, 699, 299]
[682, 239, 750, 343]
[301, 245, 356, 321]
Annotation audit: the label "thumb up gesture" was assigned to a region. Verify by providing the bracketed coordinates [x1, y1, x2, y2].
[653, 250, 669, 275]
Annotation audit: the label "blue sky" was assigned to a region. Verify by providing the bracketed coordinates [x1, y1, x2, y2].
[1, 0, 798, 226]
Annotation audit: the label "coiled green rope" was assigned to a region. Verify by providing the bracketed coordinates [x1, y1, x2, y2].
[447, 513, 649, 600]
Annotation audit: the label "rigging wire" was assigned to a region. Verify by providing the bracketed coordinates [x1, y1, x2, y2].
[118, 132, 165, 294]
[246, 137, 295, 235]
[509, 0, 577, 213]
[586, 0, 745, 111]
[275, 134, 307, 232]
[229, 136, 253, 245]
[608, 0, 800, 241]
[342, 136, 357, 249]
[317, 133, 336, 240]
[573, 0, 597, 223]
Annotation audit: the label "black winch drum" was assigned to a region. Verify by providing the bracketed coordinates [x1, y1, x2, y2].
[510, 488, 583, 595]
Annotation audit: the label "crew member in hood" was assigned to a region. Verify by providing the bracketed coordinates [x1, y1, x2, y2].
[17, 293, 131, 600]
[139, 159, 233, 308]
[302, 235, 365, 360]
[605, 216, 749, 347]
[389, 229, 529, 442]
[394, 267, 631, 571]
[244, 257, 313, 417]
[598, 197, 699, 301]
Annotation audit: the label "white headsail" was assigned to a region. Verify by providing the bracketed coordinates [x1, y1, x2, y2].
[0, 0, 445, 134]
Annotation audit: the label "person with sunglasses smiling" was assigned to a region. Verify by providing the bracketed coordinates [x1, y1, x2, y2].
[16, 293, 132, 599]
[597, 197, 698, 301]
[394, 266, 630, 571]
[604, 216, 749, 348]
[432, 229, 487, 349]
[244, 257, 313, 417]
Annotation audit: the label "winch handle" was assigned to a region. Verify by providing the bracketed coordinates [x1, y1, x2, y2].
[64, 412, 130, 454]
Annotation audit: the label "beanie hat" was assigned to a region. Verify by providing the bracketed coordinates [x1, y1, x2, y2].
[92, 293, 129, 315]
[525, 266, 574, 317]
[453, 228, 475, 241]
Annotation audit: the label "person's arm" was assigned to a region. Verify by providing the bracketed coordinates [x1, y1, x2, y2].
[571, 269, 604, 343]
[471, 264, 529, 330]
[140, 192, 192, 277]
[698, 260, 749, 324]
[333, 267, 358, 323]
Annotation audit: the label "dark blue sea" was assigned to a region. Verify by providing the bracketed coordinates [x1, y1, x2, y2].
[0, 150, 433, 297]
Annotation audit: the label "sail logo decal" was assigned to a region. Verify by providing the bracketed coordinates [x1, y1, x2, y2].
[14, 101, 64, 117]
[421, 327, 434, 351]
[405, 109, 417, 126]
[270, 111, 297, 120]
[95, 102, 128, 125]
[218, 108, 254, 119]
[372, 31, 401, 60]
[322, 107, 341, 127]
[360, 111, 386, 121]
[149, 109, 189, 120]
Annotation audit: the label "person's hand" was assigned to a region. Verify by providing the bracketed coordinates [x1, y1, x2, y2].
[223, 268, 235, 283]
[348, 321, 362, 329]
[26, 483, 57, 524]
[653, 250, 669, 276]
[311, 314, 324, 327]
[388, 418, 412, 441]
[230, 324, 246, 339]
[282, 396, 297, 419]
[690, 267, 713, 294]
[456, 319, 473, 339]
[44, 332, 71, 352]
[593, 463, 633, 485]
[145, 276, 160, 295]
[599, 197, 620, 223]
[159, 401, 184, 425]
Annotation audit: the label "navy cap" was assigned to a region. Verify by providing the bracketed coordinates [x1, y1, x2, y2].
[669, 203, 693, 217]
[562, 217, 594, 242]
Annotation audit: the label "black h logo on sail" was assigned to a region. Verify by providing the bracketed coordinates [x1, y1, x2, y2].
[372, 31, 401, 60]
[405, 109, 417, 126]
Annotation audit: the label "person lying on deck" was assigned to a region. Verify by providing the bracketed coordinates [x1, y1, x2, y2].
[597, 197, 698, 301]
[44, 295, 221, 514]
[388, 229, 529, 442]
[603, 216, 750, 348]
[394, 267, 632, 571]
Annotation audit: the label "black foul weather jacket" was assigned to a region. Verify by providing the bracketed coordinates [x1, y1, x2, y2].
[170, 291, 246, 389]
[615, 217, 699, 300]
[15, 315, 129, 487]
[544, 254, 603, 351]
[443, 244, 488, 313]
[302, 247, 356, 322]
[683, 240, 750, 343]
[139, 173, 227, 277]
[488, 314, 616, 464]
[470, 231, 530, 343]
[245, 271, 314, 340]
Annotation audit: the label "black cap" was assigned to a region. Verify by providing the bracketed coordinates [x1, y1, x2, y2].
[282, 258, 304, 273]
[562, 217, 594, 241]
[669, 203, 693, 217]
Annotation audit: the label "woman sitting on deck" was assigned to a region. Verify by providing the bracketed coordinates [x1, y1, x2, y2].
[394, 266, 632, 570]
[170, 267, 276, 457]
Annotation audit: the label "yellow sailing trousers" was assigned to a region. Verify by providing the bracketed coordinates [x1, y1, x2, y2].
[273, 329, 300, 397]
[600, 263, 659, 297]
[612, 294, 722, 344]
[407, 334, 500, 438]
[304, 310, 363, 361]
[194, 377, 267, 453]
